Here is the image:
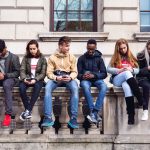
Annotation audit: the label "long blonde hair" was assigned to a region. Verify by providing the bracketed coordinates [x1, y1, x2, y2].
[110, 38, 138, 68]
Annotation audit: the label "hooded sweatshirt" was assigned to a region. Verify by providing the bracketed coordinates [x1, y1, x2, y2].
[47, 50, 77, 80]
[77, 50, 107, 81]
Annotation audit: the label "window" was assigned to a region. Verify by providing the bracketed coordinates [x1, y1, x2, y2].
[140, 0, 150, 32]
[50, 0, 97, 32]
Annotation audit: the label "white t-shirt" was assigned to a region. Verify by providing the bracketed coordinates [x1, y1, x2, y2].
[31, 58, 39, 78]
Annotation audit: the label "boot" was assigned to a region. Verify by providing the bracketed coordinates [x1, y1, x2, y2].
[125, 96, 135, 125]
[127, 77, 143, 107]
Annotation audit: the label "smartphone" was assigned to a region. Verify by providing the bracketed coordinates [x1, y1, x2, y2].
[62, 75, 68, 78]
[26, 78, 32, 82]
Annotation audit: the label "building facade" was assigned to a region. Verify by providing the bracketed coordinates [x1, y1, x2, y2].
[0, 0, 149, 66]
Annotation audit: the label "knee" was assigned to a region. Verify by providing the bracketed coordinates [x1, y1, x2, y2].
[80, 81, 89, 88]
[3, 81, 12, 90]
[101, 83, 108, 92]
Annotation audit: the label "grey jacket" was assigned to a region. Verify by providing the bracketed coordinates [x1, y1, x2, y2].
[20, 55, 47, 81]
[4, 51, 20, 79]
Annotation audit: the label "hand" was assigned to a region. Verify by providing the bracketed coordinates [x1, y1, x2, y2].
[0, 72, 4, 80]
[83, 73, 95, 79]
[148, 66, 150, 70]
[29, 79, 36, 85]
[56, 76, 71, 82]
[24, 79, 31, 84]
[123, 66, 133, 72]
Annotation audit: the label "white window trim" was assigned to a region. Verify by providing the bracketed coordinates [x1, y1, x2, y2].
[39, 32, 109, 42]
[134, 32, 150, 41]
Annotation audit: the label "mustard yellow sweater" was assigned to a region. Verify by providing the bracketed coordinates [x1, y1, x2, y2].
[47, 50, 77, 80]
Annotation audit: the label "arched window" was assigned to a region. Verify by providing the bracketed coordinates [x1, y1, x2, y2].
[50, 0, 97, 32]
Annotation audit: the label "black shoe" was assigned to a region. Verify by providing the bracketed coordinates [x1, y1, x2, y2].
[128, 114, 134, 125]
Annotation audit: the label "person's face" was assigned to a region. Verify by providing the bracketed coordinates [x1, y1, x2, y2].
[29, 44, 38, 56]
[0, 48, 7, 57]
[147, 44, 150, 54]
[59, 42, 70, 54]
[119, 43, 128, 56]
[87, 44, 96, 55]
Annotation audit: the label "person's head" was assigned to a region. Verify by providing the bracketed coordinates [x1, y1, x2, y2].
[86, 39, 97, 55]
[115, 38, 129, 56]
[26, 40, 41, 58]
[58, 36, 71, 54]
[0, 39, 7, 57]
[146, 40, 150, 54]
[110, 38, 138, 67]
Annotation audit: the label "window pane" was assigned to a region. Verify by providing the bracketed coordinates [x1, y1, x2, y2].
[68, 0, 80, 10]
[81, 0, 93, 10]
[140, 12, 150, 25]
[52, 0, 95, 32]
[140, 0, 150, 11]
[54, 21, 66, 31]
[54, 0, 66, 10]
[68, 12, 79, 20]
[54, 11, 66, 20]
[81, 12, 93, 21]
[80, 21, 93, 31]
[67, 21, 79, 31]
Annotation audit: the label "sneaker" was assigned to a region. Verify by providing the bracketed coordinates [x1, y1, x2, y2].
[141, 110, 148, 121]
[2, 114, 11, 127]
[87, 113, 97, 124]
[41, 117, 54, 127]
[97, 113, 102, 122]
[68, 118, 79, 129]
[20, 110, 32, 121]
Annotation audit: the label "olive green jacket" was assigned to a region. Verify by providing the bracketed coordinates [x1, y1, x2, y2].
[20, 55, 47, 81]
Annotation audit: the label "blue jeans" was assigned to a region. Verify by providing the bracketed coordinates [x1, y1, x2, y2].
[19, 81, 44, 111]
[80, 80, 107, 111]
[113, 71, 133, 97]
[44, 80, 79, 119]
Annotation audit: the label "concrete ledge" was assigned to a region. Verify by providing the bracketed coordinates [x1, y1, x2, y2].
[38, 32, 109, 42]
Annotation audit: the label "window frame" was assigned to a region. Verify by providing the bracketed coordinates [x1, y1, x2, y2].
[140, 0, 150, 32]
[50, 0, 97, 32]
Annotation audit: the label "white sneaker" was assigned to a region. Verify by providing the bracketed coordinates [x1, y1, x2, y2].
[141, 110, 148, 121]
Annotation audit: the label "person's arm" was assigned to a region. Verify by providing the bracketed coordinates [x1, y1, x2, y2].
[92, 58, 107, 80]
[5, 55, 20, 78]
[46, 56, 57, 81]
[107, 64, 120, 75]
[77, 56, 84, 80]
[69, 55, 78, 80]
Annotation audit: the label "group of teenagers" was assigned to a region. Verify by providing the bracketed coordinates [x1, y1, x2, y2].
[0, 36, 150, 129]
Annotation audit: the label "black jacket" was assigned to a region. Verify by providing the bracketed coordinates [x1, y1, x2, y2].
[136, 50, 150, 81]
[77, 50, 107, 81]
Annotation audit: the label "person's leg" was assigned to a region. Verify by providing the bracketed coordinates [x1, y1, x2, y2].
[93, 80, 107, 111]
[3, 79, 15, 115]
[41, 80, 58, 127]
[19, 81, 30, 110]
[113, 70, 133, 87]
[2, 78, 15, 126]
[139, 80, 150, 120]
[122, 82, 135, 124]
[80, 80, 93, 111]
[30, 81, 44, 111]
[127, 77, 143, 106]
[113, 72, 135, 125]
[66, 80, 79, 128]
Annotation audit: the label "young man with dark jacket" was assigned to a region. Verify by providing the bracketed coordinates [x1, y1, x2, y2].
[77, 39, 107, 124]
[0, 39, 20, 127]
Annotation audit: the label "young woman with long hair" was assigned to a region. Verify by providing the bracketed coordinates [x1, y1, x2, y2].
[107, 38, 143, 125]
[19, 40, 47, 121]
